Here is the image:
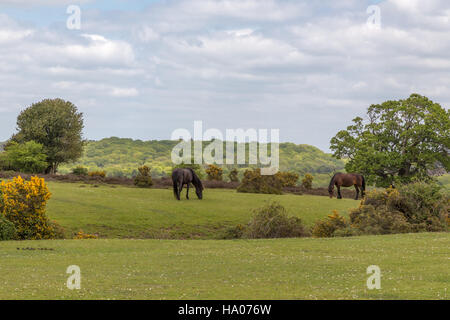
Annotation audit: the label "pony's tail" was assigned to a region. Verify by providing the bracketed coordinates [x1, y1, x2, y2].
[361, 175, 366, 196]
[328, 174, 337, 193]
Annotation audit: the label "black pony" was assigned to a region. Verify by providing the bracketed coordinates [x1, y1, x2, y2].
[172, 168, 203, 200]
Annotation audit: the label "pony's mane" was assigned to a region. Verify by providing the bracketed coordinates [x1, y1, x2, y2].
[328, 173, 339, 192]
[188, 168, 203, 190]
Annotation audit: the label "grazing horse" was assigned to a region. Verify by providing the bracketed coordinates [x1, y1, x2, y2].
[328, 173, 365, 200]
[172, 168, 203, 200]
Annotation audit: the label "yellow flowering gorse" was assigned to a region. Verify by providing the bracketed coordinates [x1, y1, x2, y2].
[0, 176, 54, 240]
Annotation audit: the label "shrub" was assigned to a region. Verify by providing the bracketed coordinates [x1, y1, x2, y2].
[134, 165, 153, 188]
[228, 168, 239, 182]
[49, 220, 65, 239]
[245, 201, 310, 238]
[276, 171, 299, 187]
[301, 173, 314, 190]
[349, 182, 449, 234]
[72, 166, 88, 176]
[205, 164, 223, 181]
[89, 170, 106, 178]
[349, 205, 413, 235]
[312, 211, 348, 238]
[221, 224, 246, 239]
[237, 168, 283, 195]
[0, 216, 17, 241]
[0, 176, 54, 240]
[0, 141, 48, 173]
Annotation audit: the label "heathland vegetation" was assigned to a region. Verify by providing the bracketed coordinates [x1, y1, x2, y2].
[54, 138, 346, 187]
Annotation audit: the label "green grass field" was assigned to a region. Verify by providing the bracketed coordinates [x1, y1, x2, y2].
[45, 182, 358, 239]
[1, 182, 448, 300]
[0, 233, 448, 300]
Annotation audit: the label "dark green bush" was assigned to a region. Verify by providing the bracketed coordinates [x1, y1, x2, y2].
[72, 166, 88, 176]
[0, 216, 17, 241]
[349, 182, 449, 234]
[245, 201, 310, 238]
[228, 168, 239, 182]
[237, 168, 283, 194]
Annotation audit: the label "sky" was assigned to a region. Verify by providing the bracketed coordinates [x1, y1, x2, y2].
[0, 0, 449, 152]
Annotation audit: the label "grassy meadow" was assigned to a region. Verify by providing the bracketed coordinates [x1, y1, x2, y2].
[0, 233, 448, 299]
[45, 182, 358, 239]
[1, 181, 448, 300]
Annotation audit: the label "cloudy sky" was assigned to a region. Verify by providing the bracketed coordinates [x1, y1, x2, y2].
[0, 0, 449, 151]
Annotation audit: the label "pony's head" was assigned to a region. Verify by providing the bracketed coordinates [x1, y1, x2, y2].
[195, 186, 203, 200]
[328, 186, 334, 198]
[189, 168, 204, 200]
[328, 173, 337, 198]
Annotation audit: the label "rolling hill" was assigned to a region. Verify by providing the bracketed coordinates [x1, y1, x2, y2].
[58, 137, 346, 186]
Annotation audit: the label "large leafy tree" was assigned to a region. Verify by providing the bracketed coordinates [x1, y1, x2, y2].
[12, 99, 84, 174]
[330, 94, 449, 187]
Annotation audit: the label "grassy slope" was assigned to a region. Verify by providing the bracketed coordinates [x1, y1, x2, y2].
[46, 182, 357, 239]
[0, 233, 448, 299]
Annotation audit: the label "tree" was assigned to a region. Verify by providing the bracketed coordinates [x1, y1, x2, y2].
[0, 141, 48, 173]
[12, 99, 84, 174]
[330, 94, 450, 187]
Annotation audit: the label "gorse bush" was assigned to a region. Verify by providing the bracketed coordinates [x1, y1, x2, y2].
[134, 165, 153, 188]
[205, 164, 223, 181]
[0, 176, 54, 240]
[228, 168, 239, 182]
[301, 173, 314, 190]
[312, 182, 449, 238]
[72, 166, 88, 176]
[245, 201, 310, 239]
[312, 211, 348, 238]
[89, 170, 106, 178]
[0, 216, 17, 241]
[276, 171, 299, 187]
[237, 168, 283, 194]
[351, 183, 448, 233]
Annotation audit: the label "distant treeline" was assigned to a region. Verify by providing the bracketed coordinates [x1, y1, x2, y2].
[57, 137, 346, 187]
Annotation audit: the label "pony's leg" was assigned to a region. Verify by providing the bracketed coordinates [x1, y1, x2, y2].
[178, 183, 184, 200]
[186, 183, 190, 200]
[337, 186, 342, 199]
[354, 185, 359, 200]
[177, 182, 181, 200]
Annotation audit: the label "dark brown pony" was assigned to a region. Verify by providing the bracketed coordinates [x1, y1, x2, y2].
[172, 168, 203, 200]
[328, 173, 365, 200]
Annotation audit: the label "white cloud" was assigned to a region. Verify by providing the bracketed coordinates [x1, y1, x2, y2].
[0, 0, 449, 151]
